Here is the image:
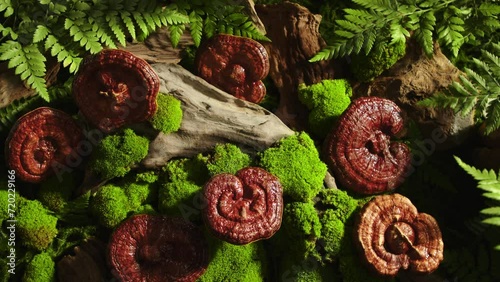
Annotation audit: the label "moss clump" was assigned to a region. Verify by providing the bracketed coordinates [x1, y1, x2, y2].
[318, 188, 359, 222]
[88, 128, 149, 179]
[258, 132, 327, 202]
[17, 199, 58, 251]
[319, 210, 344, 261]
[298, 79, 352, 138]
[90, 185, 129, 228]
[90, 172, 158, 228]
[350, 40, 406, 82]
[38, 173, 74, 213]
[22, 252, 55, 282]
[279, 255, 337, 282]
[199, 235, 267, 282]
[149, 93, 183, 134]
[205, 143, 251, 176]
[158, 155, 209, 219]
[273, 202, 322, 260]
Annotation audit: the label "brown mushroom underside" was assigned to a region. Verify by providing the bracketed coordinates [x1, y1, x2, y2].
[73, 49, 159, 133]
[108, 214, 208, 282]
[355, 193, 444, 276]
[202, 167, 283, 245]
[5, 107, 83, 183]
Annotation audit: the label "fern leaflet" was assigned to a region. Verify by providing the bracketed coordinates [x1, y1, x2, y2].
[455, 156, 500, 236]
[419, 42, 500, 135]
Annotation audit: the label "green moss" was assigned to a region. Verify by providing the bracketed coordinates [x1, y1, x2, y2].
[199, 235, 267, 282]
[22, 252, 55, 282]
[318, 188, 358, 222]
[17, 200, 58, 251]
[159, 181, 201, 216]
[88, 128, 149, 179]
[205, 143, 251, 176]
[298, 79, 351, 138]
[279, 255, 337, 282]
[123, 171, 159, 210]
[163, 155, 209, 185]
[273, 202, 321, 260]
[158, 156, 209, 219]
[149, 93, 183, 134]
[90, 184, 129, 228]
[258, 132, 327, 202]
[350, 40, 406, 82]
[38, 173, 74, 213]
[319, 210, 344, 261]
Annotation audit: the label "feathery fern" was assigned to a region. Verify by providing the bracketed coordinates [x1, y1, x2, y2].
[0, 0, 267, 102]
[419, 42, 500, 135]
[310, 0, 500, 62]
[455, 156, 500, 250]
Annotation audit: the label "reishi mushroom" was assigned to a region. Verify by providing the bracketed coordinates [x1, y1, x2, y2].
[108, 214, 208, 282]
[5, 107, 84, 183]
[73, 49, 160, 133]
[202, 167, 283, 245]
[355, 193, 444, 276]
[195, 34, 270, 103]
[324, 96, 411, 195]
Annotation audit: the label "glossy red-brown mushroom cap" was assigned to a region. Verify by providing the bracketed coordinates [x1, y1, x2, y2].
[5, 107, 84, 183]
[202, 167, 283, 245]
[73, 49, 159, 133]
[195, 34, 269, 103]
[324, 96, 411, 194]
[108, 214, 208, 282]
[355, 193, 444, 276]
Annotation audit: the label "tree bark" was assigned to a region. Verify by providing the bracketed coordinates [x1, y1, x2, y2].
[255, 2, 345, 129]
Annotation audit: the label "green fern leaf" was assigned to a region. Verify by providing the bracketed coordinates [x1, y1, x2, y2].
[169, 24, 185, 48]
[189, 10, 203, 47]
[479, 3, 500, 16]
[455, 156, 498, 182]
[108, 15, 127, 46]
[132, 12, 148, 36]
[414, 11, 436, 56]
[0, 0, 13, 17]
[482, 217, 500, 226]
[465, 68, 488, 91]
[33, 25, 50, 43]
[481, 207, 500, 215]
[121, 11, 136, 39]
[485, 98, 500, 135]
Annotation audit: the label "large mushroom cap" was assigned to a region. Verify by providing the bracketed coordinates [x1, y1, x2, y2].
[355, 193, 444, 276]
[324, 96, 411, 194]
[202, 167, 283, 245]
[73, 49, 159, 133]
[195, 34, 270, 103]
[5, 107, 84, 183]
[108, 214, 208, 282]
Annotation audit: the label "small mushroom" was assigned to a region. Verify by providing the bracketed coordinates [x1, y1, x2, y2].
[202, 167, 283, 245]
[108, 214, 208, 282]
[5, 107, 84, 183]
[355, 193, 444, 276]
[73, 49, 160, 133]
[195, 34, 270, 103]
[324, 96, 411, 194]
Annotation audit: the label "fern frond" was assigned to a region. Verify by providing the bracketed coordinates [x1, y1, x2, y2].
[455, 156, 500, 236]
[484, 98, 500, 135]
[414, 11, 436, 56]
[0, 0, 13, 17]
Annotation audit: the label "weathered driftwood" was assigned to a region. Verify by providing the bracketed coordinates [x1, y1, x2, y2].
[255, 2, 345, 129]
[141, 63, 295, 169]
